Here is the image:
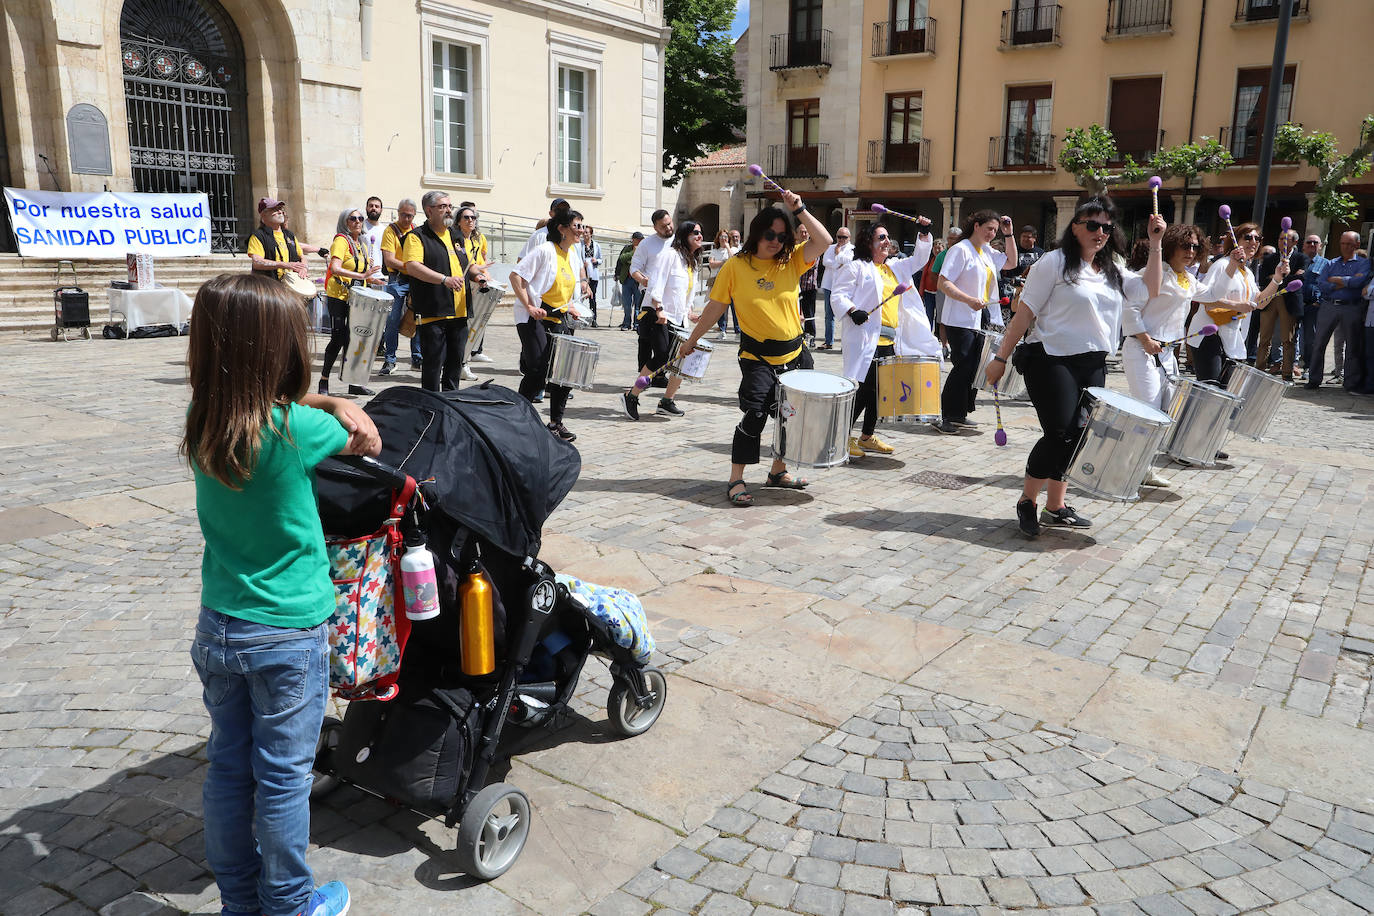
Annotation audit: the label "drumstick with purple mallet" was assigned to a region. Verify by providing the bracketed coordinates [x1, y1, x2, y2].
[1148, 176, 1162, 216]
[870, 203, 933, 229]
[993, 386, 1008, 447]
[1217, 204, 1239, 250]
[748, 163, 788, 195]
[805, 281, 912, 326]
[1279, 216, 1293, 257]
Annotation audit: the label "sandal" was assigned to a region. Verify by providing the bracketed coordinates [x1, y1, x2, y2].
[764, 470, 809, 489]
[726, 479, 754, 507]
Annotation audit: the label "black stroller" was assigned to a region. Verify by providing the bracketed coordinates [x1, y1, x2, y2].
[310, 383, 667, 879]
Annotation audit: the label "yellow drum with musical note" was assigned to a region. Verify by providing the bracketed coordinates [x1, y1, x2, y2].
[877, 355, 941, 423]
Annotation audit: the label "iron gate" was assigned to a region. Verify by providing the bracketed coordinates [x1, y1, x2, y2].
[121, 0, 249, 253]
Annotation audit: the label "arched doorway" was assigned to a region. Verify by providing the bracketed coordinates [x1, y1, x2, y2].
[120, 0, 250, 252]
[690, 203, 720, 242]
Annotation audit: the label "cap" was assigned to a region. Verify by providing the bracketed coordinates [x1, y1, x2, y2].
[631, 231, 645, 240]
[257, 197, 285, 213]
[551, 198, 570, 211]
[1020, 225, 1037, 234]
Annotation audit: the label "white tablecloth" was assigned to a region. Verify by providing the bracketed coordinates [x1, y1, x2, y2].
[108, 287, 194, 331]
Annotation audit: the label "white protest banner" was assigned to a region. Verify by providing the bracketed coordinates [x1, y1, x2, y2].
[3, 188, 213, 258]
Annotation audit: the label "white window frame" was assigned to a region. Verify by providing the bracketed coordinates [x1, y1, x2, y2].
[420, 1, 492, 191]
[548, 30, 605, 199]
[431, 40, 472, 176]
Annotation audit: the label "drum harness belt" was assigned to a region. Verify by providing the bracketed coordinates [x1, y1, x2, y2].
[738, 330, 803, 364]
[385, 222, 413, 282]
[249, 225, 300, 277]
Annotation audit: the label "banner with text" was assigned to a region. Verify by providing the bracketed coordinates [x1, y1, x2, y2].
[3, 188, 213, 258]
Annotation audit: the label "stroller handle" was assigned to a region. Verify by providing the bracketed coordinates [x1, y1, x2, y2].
[324, 454, 412, 491]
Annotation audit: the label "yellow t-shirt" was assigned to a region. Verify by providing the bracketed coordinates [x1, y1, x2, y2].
[464, 232, 488, 266]
[878, 263, 899, 342]
[541, 246, 577, 320]
[246, 229, 291, 279]
[380, 223, 410, 273]
[326, 234, 370, 300]
[708, 243, 813, 364]
[402, 228, 467, 323]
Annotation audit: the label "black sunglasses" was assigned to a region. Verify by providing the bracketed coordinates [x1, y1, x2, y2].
[1242, 232, 1261, 241]
[346, 215, 363, 221]
[760, 229, 787, 242]
[1180, 242, 1201, 251]
[1078, 219, 1115, 234]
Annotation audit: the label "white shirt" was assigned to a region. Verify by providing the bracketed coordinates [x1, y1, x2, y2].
[647, 247, 695, 327]
[1191, 258, 1260, 361]
[1018, 249, 1124, 357]
[513, 242, 568, 304]
[1122, 267, 1205, 342]
[363, 219, 384, 271]
[513, 227, 551, 323]
[821, 242, 854, 291]
[939, 239, 1007, 330]
[630, 233, 672, 283]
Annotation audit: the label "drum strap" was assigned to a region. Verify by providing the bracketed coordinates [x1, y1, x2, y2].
[738, 331, 803, 362]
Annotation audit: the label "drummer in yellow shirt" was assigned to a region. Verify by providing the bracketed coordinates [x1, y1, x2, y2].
[402, 191, 483, 392]
[680, 189, 832, 505]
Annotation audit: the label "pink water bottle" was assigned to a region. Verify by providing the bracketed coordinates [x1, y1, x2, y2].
[400, 530, 440, 621]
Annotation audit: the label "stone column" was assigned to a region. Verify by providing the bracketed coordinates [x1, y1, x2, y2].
[1052, 195, 1081, 239]
[1304, 192, 1329, 244]
[837, 196, 860, 232]
[1170, 193, 1198, 228]
[941, 196, 963, 236]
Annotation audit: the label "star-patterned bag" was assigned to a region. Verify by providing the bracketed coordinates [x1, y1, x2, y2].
[325, 475, 417, 700]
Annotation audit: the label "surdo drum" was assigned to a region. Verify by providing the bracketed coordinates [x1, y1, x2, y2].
[972, 329, 1027, 399]
[547, 334, 599, 390]
[1223, 361, 1290, 440]
[338, 285, 392, 384]
[876, 356, 941, 423]
[666, 327, 713, 382]
[1163, 378, 1241, 466]
[1065, 387, 1174, 502]
[772, 370, 858, 469]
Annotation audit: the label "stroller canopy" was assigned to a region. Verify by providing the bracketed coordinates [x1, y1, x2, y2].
[316, 384, 580, 558]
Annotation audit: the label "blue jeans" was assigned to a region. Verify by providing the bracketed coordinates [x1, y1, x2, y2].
[822, 289, 835, 346]
[193, 607, 328, 916]
[383, 279, 419, 364]
[619, 279, 640, 328]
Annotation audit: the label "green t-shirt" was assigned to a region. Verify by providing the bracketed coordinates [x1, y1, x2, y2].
[194, 402, 348, 628]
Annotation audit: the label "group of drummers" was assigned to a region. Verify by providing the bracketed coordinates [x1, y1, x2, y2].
[248, 189, 1296, 539]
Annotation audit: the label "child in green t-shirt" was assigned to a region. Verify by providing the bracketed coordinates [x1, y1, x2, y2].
[182, 273, 380, 916]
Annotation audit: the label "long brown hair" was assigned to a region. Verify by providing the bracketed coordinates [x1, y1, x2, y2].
[181, 273, 312, 488]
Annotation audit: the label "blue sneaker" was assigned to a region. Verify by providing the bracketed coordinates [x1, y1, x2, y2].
[293, 881, 350, 916]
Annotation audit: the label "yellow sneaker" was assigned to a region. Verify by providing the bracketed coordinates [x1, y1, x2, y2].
[858, 434, 894, 455]
[848, 437, 864, 458]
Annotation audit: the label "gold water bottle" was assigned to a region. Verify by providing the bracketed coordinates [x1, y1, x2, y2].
[458, 563, 496, 676]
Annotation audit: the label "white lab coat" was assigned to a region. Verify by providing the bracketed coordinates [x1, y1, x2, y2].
[829, 240, 937, 383]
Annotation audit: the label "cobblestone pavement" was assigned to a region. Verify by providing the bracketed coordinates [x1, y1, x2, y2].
[1, 317, 1372, 915]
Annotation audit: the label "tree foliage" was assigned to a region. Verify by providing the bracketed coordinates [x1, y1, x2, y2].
[1058, 124, 1233, 196]
[661, 0, 745, 187]
[1273, 117, 1374, 226]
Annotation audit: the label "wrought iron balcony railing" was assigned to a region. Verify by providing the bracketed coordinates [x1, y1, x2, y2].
[767, 143, 829, 179]
[871, 18, 937, 57]
[867, 138, 931, 174]
[769, 30, 832, 70]
[989, 133, 1056, 171]
[1220, 124, 1301, 163]
[1106, 0, 1172, 36]
[1235, 0, 1309, 23]
[1000, 4, 1061, 47]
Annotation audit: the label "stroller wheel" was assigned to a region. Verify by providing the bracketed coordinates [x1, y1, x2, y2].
[607, 667, 668, 737]
[455, 783, 532, 880]
[310, 716, 344, 799]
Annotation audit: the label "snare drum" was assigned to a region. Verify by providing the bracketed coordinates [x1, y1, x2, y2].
[339, 286, 393, 384]
[1223, 361, 1290, 440]
[1065, 387, 1174, 502]
[666, 327, 713, 382]
[972, 329, 1027, 399]
[1163, 378, 1241, 466]
[877, 356, 941, 422]
[466, 283, 504, 356]
[773, 370, 858, 469]
[547, 334, 599, 390]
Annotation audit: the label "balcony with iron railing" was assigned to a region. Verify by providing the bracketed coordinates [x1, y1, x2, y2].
[1107, 129, 1166, 164]
[1105, 0, 1172, 37]
[1000, 4, 1061, 48]
[867, 138, 931, 175]
[1234, 0, 1310, 24]
[989, 133, 1056, 172]
[1220, 124, 1301, 163]
[769, 30, 833, 70]
[767, 143, 829, 179]
[871, 18, 937, 57]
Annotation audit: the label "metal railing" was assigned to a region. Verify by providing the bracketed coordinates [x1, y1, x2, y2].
[1107, 128, 1166, 163]
[989, 133, 1056, 170]
[871, 18, 937, 56]
[767, 143, 830, 179]
[1106, 0, 1172, 35]
[1000, 4, 1061, 46]
[867, 138, 931, 174]
[1235, 0, 1309, 22]
[769, 30, 833, 70]
[1220, 124, 1300, 163]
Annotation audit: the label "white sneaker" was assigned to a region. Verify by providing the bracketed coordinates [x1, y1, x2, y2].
[1143, 468, 1172, 487]
[471, 353, 493, 363]
[461, 366, 477, 380]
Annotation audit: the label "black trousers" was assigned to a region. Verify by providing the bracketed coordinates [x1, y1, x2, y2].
[1021, 343, 1107, 482]
[733, 349, 814, 465]
[799, 289, 817, 339]
[321, 295, 351, 378]
[636, 316, 672, 370]
[417, 317, 468, 392]
[853, 343, 895, 437]
[517, 315, 571, 423]
[1193, 335, 1227, 384]
[942, 326, 980, 422]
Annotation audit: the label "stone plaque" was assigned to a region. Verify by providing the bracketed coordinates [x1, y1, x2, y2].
[67, 104, 112, 176]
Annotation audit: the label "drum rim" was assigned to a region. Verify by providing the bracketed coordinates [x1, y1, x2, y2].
[777, 369, 859, 394]
[877, 355, 940, 365]
[1084, 386, 1173, 424]
[1175, 377, 1243, 401]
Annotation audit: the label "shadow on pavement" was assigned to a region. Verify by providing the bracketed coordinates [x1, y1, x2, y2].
[825, 509, 1096, 550]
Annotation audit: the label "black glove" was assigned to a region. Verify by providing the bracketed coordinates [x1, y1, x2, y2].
[848, 309, 869, 325]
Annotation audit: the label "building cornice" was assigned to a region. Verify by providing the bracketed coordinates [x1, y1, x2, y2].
[424, 0, 669, 44]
